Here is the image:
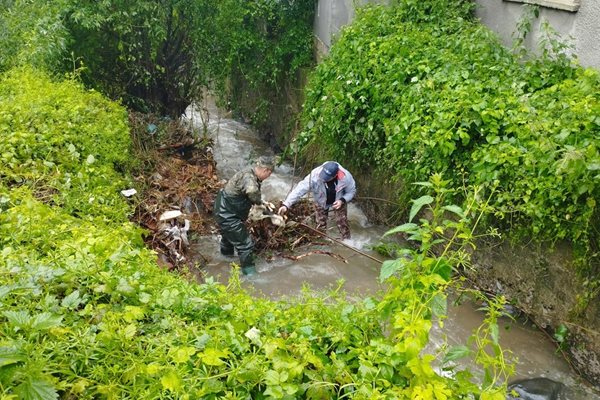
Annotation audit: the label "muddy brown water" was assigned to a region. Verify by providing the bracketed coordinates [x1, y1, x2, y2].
[184, 102, 599, 399]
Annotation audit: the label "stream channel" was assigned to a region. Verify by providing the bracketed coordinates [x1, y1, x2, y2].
[184, 102, 598, 399]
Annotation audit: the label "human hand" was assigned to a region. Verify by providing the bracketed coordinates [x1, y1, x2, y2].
[278, 205, 288, 215]
[332, 200, 343, 210]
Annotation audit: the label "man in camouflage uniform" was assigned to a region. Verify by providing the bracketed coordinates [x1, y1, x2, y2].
[213, 156, 275, 276]
[278, 161, 355, 239]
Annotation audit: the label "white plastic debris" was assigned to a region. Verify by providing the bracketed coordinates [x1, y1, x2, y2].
[159, 210, 183, 221]
[248, 204, 286, 227]
[158, 216, 191, 263]
[269, 214, 285, 227]
[120, 188, 137, 197]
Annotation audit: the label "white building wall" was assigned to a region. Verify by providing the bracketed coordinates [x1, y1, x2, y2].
[475, 0, 600, 70]
[313, 0, 600, 70]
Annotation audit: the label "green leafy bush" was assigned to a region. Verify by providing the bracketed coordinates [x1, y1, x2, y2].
[65, 0, 218, 116]
[390, 0, 475, 23]
[470, 68, 600, 241]
[0, 0, 69, 73]
[0, 68, 132, 221]
[297, 3, 599, 256]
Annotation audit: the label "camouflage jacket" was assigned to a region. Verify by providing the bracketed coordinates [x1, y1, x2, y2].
[215, 167, 262, 221]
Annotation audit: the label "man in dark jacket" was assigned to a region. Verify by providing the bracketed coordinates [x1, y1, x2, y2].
[213, 156, 274, 276]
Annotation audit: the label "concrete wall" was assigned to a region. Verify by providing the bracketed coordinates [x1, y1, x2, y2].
[314, 0, 600, 70]
[313, 0, 388, 56]
[474, 0, 600, 70]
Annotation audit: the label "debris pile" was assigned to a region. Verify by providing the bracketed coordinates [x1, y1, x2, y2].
[157, 210, 190, 264]
[247, 200, 327, 257]
[129, 113, 221, 270]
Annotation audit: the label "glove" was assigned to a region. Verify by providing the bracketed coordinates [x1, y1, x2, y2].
[262, 200, 275, 212]
[278, 205, 288, 215]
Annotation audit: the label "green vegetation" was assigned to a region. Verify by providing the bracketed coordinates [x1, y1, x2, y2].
[0, 0, 68, 73]
[64, 0, 218, 116]
[9, 0, 593, 396]
[0, 67, 132, 221]
[213, 0, 316, 127]
[0, 0, 315, 119]
[0, 69, 512, 398]
[297, 2, 599, 265]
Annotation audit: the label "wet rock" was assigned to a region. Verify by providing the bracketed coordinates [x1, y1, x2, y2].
[507, 377, 564, 400]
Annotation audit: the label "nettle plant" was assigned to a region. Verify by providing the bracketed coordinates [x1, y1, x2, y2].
[297, 2, 599, 265]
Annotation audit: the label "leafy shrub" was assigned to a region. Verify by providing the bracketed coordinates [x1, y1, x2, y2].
[0, 68, 133, 221]
[297, 3, 599, 256]
[0, 0, 68, 73]
[64, 0, 219, 117]
[390, 0, 475, 23]
[470, 68, 600, 241]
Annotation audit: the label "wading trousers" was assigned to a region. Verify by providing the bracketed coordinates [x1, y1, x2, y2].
[214, 190, 256, 275]
[217, 218, 256, 275]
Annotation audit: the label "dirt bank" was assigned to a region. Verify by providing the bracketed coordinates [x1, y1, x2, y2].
[467, 239, 600, 389]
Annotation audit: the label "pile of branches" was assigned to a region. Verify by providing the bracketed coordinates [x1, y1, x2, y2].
[248, 200, 346, 262]
[129, 112, 221, 270]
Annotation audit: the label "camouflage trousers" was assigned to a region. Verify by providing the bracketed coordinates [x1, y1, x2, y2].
[314, 202, 351, 239]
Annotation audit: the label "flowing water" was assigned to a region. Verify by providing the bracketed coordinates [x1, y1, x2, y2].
[184, 102, 599, 399]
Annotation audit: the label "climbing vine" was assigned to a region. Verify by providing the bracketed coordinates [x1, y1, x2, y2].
[297, 1, 599, 267]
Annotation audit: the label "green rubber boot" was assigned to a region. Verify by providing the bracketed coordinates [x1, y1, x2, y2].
[242, 265, 257, 276]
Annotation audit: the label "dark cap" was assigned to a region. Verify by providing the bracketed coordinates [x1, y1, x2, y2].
[256, 155, 275, 170]
[319, 161, 339, 181]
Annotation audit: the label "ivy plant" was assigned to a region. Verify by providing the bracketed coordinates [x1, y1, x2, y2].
[296, 1, 599, 268]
